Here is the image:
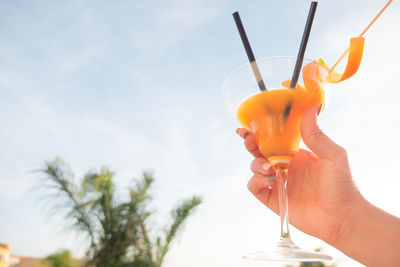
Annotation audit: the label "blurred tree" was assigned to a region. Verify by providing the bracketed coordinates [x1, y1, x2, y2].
[42, 250, 72, 267]
[40, 158, 201, 267]
[288, 262, 331, 267]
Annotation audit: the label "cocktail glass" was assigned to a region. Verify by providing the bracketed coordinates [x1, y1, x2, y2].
[223, 56, 332, 261]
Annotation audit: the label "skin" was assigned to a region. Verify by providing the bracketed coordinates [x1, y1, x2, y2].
[237, 106, 400, 266]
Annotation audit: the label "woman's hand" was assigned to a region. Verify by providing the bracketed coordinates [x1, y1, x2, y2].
[237, 106, 363, 245]
[237, 106, 400, 266]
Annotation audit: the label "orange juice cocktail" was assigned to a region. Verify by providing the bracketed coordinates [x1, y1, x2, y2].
[230, 58, 328, 164]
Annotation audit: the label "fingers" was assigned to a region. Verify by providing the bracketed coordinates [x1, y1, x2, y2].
[247, 157, 278, 212]
[236, 127, 250, 139]
[301, 106, 347, 161]
[247, 173, 278, 213]
[247, 173, 275, 198]
[236, 128, 263, 158]
[250, 158, 274, 176]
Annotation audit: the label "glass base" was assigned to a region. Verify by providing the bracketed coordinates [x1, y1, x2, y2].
[243, 239, 332, 262]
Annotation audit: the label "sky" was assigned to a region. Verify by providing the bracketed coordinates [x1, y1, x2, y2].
[0, 0, 399, 266]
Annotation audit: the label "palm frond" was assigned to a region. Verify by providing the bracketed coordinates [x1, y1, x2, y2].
[156, 196, 202, 265]
[41, 158, 97, 248]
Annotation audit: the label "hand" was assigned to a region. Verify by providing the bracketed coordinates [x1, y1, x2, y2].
[237, 106, 364, 245]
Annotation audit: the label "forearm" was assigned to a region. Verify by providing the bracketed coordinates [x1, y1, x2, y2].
[332, 196, 400, 266]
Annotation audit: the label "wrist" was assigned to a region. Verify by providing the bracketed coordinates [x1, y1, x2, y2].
[326, 193, 369, 248]
[327, 194, 400, 266]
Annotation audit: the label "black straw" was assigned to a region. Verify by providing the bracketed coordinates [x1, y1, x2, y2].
[290, 1, 318, 88]
[233, 11, 267, 91]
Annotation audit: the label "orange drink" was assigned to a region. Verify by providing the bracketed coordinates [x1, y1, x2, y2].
[237, 89, 300, 159]
[236, 61, 326, 163]
[237, 89, 301, 160]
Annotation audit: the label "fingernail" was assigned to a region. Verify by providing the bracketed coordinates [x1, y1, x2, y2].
[236, 128, 240, 134]
[266, 175, 276, 181]
[262, 162, 271, 171]
[317, 105, 323, 116]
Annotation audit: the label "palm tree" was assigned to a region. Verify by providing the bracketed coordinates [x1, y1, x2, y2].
[40, 158, 201, 267]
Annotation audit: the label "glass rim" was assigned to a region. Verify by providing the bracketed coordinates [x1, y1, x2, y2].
[223, 56, 314, 86]
[222, 56, 316, 113]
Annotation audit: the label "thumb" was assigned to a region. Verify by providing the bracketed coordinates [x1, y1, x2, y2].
[301, 106, 346, 160]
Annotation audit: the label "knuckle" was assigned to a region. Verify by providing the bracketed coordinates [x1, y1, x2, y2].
[312, 127, 326, 139]
[247, 174, 259, 193]
[251, 158, 266, 174]
[250, 161, 256, 173]
[336, 146, 348, 159]
[247, 178, 253, 191]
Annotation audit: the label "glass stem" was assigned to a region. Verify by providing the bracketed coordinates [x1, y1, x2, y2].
[276, 167, 291, 240]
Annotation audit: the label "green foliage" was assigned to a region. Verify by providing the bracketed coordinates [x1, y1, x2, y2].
[286, 261, 336, 267]
[41, 158, 202, 267]
[42, 250, 72, 267]
[285, 248, 337, 267]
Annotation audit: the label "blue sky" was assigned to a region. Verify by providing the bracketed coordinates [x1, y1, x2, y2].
[0, 0, 399, 266]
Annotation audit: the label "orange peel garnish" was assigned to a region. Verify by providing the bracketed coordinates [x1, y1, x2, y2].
[281, 80, 305, 90]
[327, 37, 365, 83]
[302, 62, 320, 91]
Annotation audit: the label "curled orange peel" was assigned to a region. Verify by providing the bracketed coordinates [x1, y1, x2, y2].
[281, 80, 305, 90]
[281, 36, 364, 94]
[327, 37, 365, 83]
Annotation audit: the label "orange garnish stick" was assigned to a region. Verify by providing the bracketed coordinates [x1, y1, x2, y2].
[329, 0, 393, 73]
